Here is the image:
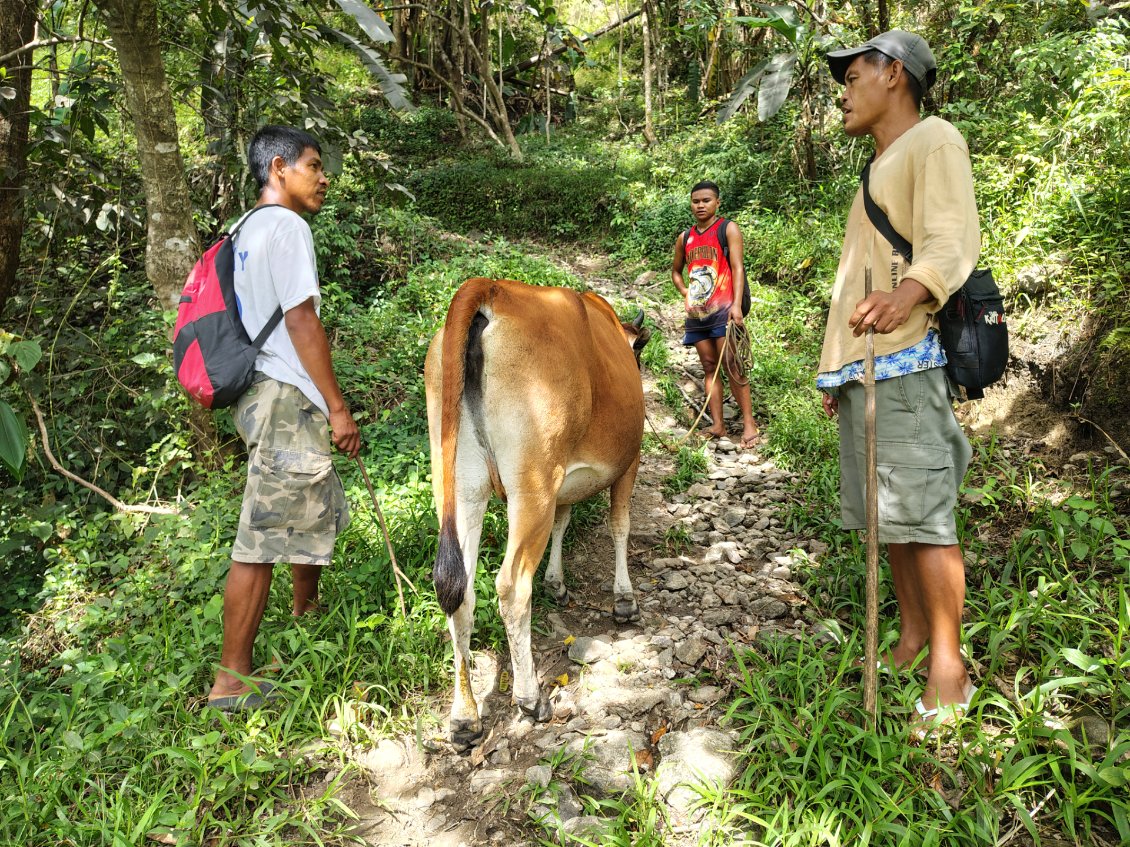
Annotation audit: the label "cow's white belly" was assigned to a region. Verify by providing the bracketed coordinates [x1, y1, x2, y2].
[557, 462, 617, 504]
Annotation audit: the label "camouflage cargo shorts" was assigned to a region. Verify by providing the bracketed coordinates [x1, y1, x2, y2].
[231, 375, 350, 565]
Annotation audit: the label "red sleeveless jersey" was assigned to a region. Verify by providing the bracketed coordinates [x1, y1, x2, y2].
[683, 218, 733, 326]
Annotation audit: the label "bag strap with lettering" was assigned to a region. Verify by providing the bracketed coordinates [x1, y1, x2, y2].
[860, 157, 913, 263]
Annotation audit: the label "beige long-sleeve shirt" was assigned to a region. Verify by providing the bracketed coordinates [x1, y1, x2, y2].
[818, 116, 981, 375]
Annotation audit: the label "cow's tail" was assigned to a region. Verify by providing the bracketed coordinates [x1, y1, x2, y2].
[433, 278, 493, 616]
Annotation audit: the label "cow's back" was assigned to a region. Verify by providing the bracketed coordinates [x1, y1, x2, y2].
[477, 283, 642, 496]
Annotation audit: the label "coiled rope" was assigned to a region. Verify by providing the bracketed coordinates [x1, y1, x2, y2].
[646, 318, 752, 452]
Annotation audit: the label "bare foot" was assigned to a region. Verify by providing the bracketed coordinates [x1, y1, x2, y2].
[699, 427, 725, 439]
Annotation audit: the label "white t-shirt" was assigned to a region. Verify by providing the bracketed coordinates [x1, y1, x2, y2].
[231, 205, 328, 416]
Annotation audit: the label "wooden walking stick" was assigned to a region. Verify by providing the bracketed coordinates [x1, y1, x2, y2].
[355, 457, 418, 618]
[863, 265, 880, 722]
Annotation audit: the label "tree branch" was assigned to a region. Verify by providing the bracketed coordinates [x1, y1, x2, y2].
[27, 392, 180, 516]
[396, 53, 507, 148]
[502, 10, 641, 79]
[0, 35, 112, 66]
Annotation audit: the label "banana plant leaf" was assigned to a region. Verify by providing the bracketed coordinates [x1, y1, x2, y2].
[734, 3, 801, 43]
[758, 53, 798, 121]
[332, 0, 395, 43]
[322, 26, 415, 112]
[716, 57, 771, 123]
[717, 51, 797, 123]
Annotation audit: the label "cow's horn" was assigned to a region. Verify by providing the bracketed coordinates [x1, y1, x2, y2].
[630, 308, 645, 328]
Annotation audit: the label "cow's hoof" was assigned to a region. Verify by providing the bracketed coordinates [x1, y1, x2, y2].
[516, 694, 553, 723]
[544, 579, 569, 605]
[613, 594, 641, 623]
[450, 719, 484, 752]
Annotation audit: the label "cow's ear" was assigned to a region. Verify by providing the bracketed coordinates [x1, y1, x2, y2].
[632, 327, 652, 357]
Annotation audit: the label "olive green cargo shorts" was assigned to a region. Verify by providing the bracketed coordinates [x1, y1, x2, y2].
[833, 368, 972, 545]
[231, 376, 349, 565]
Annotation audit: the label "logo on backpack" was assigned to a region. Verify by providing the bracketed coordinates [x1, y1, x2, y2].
[172, 206, 283, 409]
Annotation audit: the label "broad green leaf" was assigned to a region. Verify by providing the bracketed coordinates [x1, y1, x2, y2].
[717, 57, 770, 123]
[202, 593, 224, 621]
[735, 4, 801, 43]
[332, 0, 394, 43]
[322, 26, 415, 112]
[1063, 495, 1095, 510]
[10, 339, 41, 372]
[1070, 540, 1090, 560]
[131, 352, 161, 367]
[758, 53, 797, 121]
[0, 400, 27, 479]
[1061, 647, 1102, 672]
[62, 730, 84, 750]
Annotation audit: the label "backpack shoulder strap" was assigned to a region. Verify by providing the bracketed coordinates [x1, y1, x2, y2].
[716, 218, 729, 262]
[230, 203, 286, 349]
[860, 158, 913, 262]
[229, 202, 284, 241]
[251, 307, 285, 349]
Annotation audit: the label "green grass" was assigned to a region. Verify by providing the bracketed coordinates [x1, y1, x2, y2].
[661, 445, 708, 496]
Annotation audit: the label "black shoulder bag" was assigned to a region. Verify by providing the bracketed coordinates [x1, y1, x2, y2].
[860, 160, 1008, 400]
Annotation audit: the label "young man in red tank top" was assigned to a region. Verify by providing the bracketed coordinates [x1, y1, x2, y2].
[671, 181, 760, 449]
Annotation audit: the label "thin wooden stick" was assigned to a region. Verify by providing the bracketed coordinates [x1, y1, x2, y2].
[863, 266, 880, 722]
[27, 391, 179, 516]
[355, 457, 418, 618]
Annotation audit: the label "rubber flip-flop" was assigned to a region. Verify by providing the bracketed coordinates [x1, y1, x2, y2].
[911, 685, 978, 737]
[207, 681, 281, 713]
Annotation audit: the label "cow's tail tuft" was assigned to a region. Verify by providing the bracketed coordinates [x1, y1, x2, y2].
[432, 278, 493, 616]
[433, 517, 465, 615]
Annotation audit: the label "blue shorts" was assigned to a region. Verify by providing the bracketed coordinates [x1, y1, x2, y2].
[683, 314, 728, 346]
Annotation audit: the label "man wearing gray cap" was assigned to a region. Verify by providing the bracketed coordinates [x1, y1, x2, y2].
[817, 31, 979, 730]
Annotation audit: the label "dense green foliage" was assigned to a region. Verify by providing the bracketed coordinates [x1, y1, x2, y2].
[1, 1, 1128, 844]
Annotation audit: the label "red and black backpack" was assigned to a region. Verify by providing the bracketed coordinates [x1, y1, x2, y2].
[172, 205, 283, 409]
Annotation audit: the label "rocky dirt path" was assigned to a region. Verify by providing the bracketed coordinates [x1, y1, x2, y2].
[337, 266, 823, 846]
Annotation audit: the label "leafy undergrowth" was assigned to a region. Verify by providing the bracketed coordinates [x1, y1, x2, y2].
[0, 231, 598, 844]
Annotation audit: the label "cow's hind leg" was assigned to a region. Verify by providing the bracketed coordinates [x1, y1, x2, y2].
[543, 504, 572, 605]
[448, 481, 490, 751]
[497, 491, 555, 723]
[609, 457, 641, 623]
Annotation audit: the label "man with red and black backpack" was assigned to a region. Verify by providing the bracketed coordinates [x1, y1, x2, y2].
[670, 180, 760, 450]
[205, 125, 361, 712]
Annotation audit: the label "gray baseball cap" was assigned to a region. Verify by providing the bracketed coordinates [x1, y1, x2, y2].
[826, 30, 937, 90]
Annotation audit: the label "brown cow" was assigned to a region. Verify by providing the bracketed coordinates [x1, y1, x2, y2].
[425, 278, 651, 750]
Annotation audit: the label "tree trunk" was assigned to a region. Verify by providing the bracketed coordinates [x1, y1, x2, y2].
[543, 34, 551, 144]
[0, 0, 36, 320]
[641, 0, 657, 145]
[93, 0, 216, 451]
[93, 0, 199, 312]
[878, 0, 889, 34]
